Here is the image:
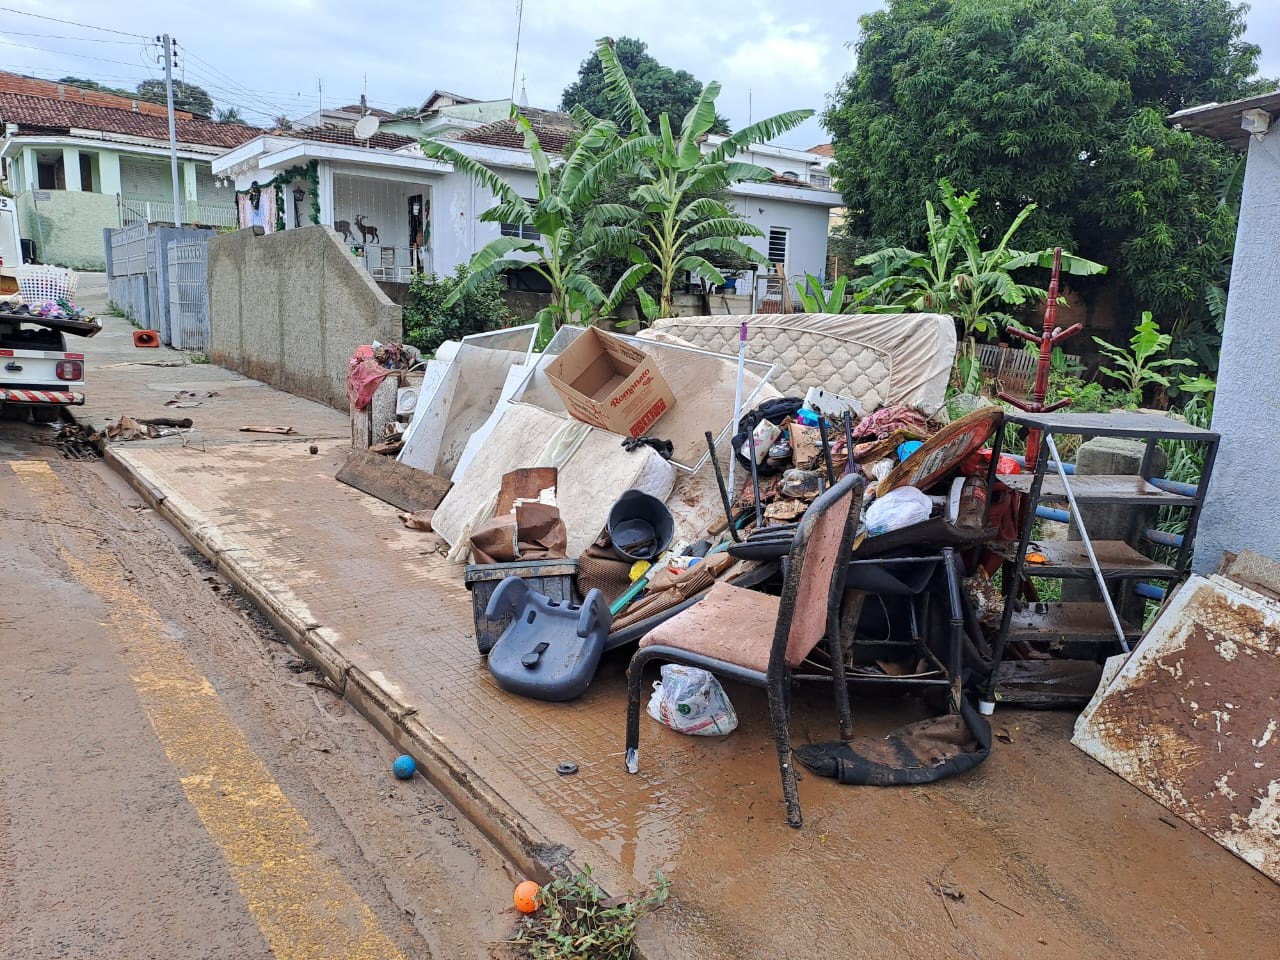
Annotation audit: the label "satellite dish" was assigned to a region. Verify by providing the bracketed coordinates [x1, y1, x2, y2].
[353, 114, 380, 141]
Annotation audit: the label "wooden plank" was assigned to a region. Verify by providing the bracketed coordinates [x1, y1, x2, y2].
[335, 451, 452, 512]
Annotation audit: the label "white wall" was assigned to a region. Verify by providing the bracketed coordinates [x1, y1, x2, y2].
[333, 172, 422, 250]
[732, 194, 831, 291]
[427, 165, 539, 277]
[1193, 124, 1280, 571]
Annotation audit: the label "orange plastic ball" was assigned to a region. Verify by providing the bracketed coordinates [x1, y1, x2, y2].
[513, 880, 541, 914]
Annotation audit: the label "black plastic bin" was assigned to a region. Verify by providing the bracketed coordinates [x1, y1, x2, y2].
[464, 559, 579, 655]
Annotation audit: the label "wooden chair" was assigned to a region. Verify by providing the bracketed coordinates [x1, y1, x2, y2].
[624, 473, 865, 827]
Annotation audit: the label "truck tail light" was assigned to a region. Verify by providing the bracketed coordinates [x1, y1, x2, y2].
[56, 360, 83, 381]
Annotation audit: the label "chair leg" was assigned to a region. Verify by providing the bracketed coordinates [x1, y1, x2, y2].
[624, 650, 652, 774]
[832, 592, 865, 743]
[827, 631, 854, 743]
[767, 674, 803, 828]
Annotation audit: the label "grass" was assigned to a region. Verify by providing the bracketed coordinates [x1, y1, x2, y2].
[187, 352, 210, 364]
[105, 301, 139, 326]
[508, 867, 669, 960]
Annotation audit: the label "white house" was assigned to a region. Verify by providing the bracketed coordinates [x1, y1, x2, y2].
[210, 105, 842, 302]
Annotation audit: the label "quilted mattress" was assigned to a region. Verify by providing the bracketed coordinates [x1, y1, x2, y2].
[644, 313, 956, 413]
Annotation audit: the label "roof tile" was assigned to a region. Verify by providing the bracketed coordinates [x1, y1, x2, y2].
[287, 124, 415, 150]
[0, 91, 262, 149]
[455, 110, 577, 153]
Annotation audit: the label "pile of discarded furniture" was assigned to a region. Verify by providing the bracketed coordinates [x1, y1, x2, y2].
[337, 311, 1223, 829]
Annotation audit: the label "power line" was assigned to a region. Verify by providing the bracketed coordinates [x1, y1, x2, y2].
[0, 35, 156, 69]
[176, 44, 301, 118]
[0, 7, 148, 39]
[175, 59, 300, 122]
[0, 29, 145, 44]
[0, 62, 155, 85]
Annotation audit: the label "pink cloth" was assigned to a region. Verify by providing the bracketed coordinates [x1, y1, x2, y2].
[346, 356, 390, 410]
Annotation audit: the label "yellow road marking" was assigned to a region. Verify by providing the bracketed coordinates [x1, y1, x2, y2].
[11, 461, 406, 960]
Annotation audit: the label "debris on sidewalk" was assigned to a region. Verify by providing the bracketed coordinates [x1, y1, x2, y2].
[164, 390, 218, 408]
[397, 508, 434, 531]
[104, 414, 188, 441]
[336, 450, 451, 513]
[239, 425, 296, 435]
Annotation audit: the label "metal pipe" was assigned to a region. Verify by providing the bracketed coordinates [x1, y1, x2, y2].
[1143, 528, 1183, 548]
[1134, 582, 1166, 601]
[817, 415, 836, 486]
[1149, 477, 1198, 497]
[842, 411, 855, 476]
[727, 321, 747, 499]
[1046, 434, 1130, 653]
[705, 430, 742, 543]
[746, 421, 764, 529]
[1036, 505, 1070, 523]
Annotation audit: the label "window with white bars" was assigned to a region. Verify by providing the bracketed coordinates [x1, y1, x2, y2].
[767, 228, 789, 268]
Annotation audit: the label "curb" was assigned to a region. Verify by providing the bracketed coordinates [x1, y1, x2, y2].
[100, 442, 575, 886]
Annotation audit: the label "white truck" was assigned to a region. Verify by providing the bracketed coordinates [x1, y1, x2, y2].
[0, 309, 93, 423]
[0, 230, 96, 422]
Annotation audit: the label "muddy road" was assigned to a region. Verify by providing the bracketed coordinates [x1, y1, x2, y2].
[0, 424, 517, 959]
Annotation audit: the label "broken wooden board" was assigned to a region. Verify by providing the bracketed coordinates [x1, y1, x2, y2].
[1073, 568, 1280, 883]
[336, 451, 452, 513]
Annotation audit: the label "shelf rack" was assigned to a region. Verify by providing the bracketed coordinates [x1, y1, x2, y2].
[981, 410, 1220, 708]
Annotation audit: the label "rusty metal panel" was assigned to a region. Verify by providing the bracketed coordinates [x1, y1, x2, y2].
[1074, 574, 1280, 882]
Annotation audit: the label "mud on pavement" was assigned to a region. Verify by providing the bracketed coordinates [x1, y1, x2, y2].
[1, 435, 522, 960]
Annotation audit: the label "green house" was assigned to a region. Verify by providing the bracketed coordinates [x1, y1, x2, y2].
[0, 72, 259, 270]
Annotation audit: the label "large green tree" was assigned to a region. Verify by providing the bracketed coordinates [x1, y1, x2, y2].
[561, 36, 730, 135]
[824, 0, 1268, 363]
[136, 79, 214, 117]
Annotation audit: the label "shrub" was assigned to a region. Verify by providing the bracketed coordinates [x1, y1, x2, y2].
[402, 265, 512, 356]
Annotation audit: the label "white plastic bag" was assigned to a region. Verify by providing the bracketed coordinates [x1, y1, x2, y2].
[646, 664, 738, 736]
[865, 485, 932, 536]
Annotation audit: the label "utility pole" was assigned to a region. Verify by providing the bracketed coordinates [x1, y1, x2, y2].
[158, 34, 183, 225]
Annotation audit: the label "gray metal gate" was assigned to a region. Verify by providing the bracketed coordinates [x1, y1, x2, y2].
[167, 241, 209, 351]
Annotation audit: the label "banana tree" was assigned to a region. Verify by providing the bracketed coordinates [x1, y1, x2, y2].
[419, 111, 651, 344]
[795, 273, 877, 313]
[590, 37, 813, 318]
[855, 179, 1106, 388]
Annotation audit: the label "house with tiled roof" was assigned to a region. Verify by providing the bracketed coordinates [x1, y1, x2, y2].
[0, 71, 261, 269]
[211, 97, 841, 295]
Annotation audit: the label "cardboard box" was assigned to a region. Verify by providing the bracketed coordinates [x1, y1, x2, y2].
[544, 327, 676, 437]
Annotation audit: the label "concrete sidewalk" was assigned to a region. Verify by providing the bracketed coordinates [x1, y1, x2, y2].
[69, 293, 1279, 959]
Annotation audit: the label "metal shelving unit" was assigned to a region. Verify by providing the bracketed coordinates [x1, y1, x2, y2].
[981, 410, 1220, 708]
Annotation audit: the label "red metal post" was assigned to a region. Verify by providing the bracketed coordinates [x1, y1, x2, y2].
[997, 247, 1084, 468]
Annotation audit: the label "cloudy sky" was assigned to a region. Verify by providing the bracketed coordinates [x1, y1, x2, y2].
[3, 1, 1278, 148]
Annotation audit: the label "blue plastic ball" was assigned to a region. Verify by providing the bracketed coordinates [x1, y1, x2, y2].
[392, 754, 416, 780]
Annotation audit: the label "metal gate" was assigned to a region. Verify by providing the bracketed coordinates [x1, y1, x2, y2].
[167, 241, 210, 351]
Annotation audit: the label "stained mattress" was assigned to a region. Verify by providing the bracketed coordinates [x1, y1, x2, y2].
[644, 313, 956, 413]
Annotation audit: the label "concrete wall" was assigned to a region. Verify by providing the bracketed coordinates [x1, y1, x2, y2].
[1193, 126, 1280, 571]
[208, 225, 401, 409]
[17, 190, 119, 270]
